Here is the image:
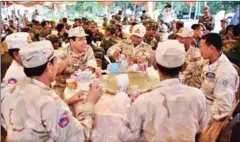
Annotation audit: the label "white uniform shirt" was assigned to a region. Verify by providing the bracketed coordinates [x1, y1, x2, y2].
[2, 60, 25, 86]
[119, 78, 208, 142]
[1, 78, 94, 142]
[201, 53, 239, 121]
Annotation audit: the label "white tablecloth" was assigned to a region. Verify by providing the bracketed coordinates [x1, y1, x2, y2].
[92, 93, 124, 142]
[73, 68, 160, 141]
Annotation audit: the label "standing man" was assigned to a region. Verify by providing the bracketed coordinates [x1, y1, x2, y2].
[200, 33, 239, 122]
[219, 18, 228, 39]
[1, 40, 103, 141]
[119, 40, 208, 141]
[198, 6, 215, 32]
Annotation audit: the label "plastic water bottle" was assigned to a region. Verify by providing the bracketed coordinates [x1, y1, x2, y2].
[179, 72, 185, 84]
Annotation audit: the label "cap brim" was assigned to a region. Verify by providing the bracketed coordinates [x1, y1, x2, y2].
[131, 33, 144, 38]
[175, 33, 186, 37]
[70, 33, 88, 38]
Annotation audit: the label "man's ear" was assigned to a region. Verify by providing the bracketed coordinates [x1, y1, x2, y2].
[181, 62, 188, 72]
[13, 51, 19, 60]
[152, 59, 158, 70]
[46, 62, 53, 74]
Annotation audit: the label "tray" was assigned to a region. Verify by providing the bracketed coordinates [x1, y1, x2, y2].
[101, 72, 159, 95]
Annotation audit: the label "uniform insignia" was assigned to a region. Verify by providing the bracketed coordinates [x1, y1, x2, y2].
[8, 78, 18, 84]
[58, 112, 69, 128]
[220, 78, 230, 88]
[135, 29, 140, 33]
[205, 72, 215, 79]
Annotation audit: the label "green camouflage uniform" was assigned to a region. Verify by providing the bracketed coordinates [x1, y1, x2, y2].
[219, 29, 226, 39]
[198, 15, 215, 31]
[144, 22, 161, 50]
[58, 32, 69, 43]
[39, 29, 51, 38]
[100, 37, 117, 69]
[225, 40, 240, 67]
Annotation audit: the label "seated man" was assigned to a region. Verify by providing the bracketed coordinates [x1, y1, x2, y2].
[107, 24, 153, 66]
[144, 22, 161, 50]
[2, 32, 32, 87]
[89, 21, 104, 42]
[118, 40, 208, 141]
[54, 26, 95, 97]
[200, 33, 239, 122]
[1, 40, 103, 141]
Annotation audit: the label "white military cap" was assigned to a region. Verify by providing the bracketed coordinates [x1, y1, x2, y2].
[5, 32, 30, 49]
[19, 40, 55, 68]
[176, 27, 194, 37]
[86, 59, 97, 69]
[68, 26, 88, 38]
[156, 40, 186, 68]
[131, 24, 146, 38]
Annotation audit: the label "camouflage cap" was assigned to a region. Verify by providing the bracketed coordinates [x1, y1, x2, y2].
[147, 22, 158, 31]
[89, 21, 98, 27]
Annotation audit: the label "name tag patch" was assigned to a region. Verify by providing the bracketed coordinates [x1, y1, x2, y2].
[205, 72, 215, 79]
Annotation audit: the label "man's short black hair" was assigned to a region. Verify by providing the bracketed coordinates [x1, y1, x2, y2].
[56, 23, 64, 32]
[63, 17, 67, 23]
[201, 33, 222, 51]
[82, 17, 87, 21]
[176, 21, 184, 30]
[142, 10, 146, 13]
[41, 21, 47, 28]
[105, 26, 115, 35]
[157, 63, 183, 77]
[24, 58, 55, 77]
[226, 25, 234, 32]
[233, 25, 240, 37]
[191, 24, 201, 30]
[118, 10, 122, 15]
[8, 48, 20, 58]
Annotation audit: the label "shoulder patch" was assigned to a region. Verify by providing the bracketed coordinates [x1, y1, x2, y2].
[219, 77, 230, 88]
[8, 78, 18, 85]
[58, 111, 69, 128]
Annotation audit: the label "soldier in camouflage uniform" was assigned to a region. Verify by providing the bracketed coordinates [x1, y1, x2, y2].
[115, 10, 122, 23]
[225, 25, 240, 67]
[54, 27, 95, 97]
[144, 22, 161, 50]
[101, 26, 117, 54]
[39, 21, 51, 38]
[107, 24, 153, 66]
[222, 25, 237, 53]
[100, 26, 117, 69]
[219, 18, 228, 39]
[198, 6, 215, 31]
[89, 21, 104, 42]
[56, 23, 69, 44]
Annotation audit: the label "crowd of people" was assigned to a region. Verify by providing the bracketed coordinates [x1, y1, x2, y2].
[1, 5, 240, 142]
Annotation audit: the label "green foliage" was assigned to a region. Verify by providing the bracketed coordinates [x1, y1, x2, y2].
[30, 1, 240, 21]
